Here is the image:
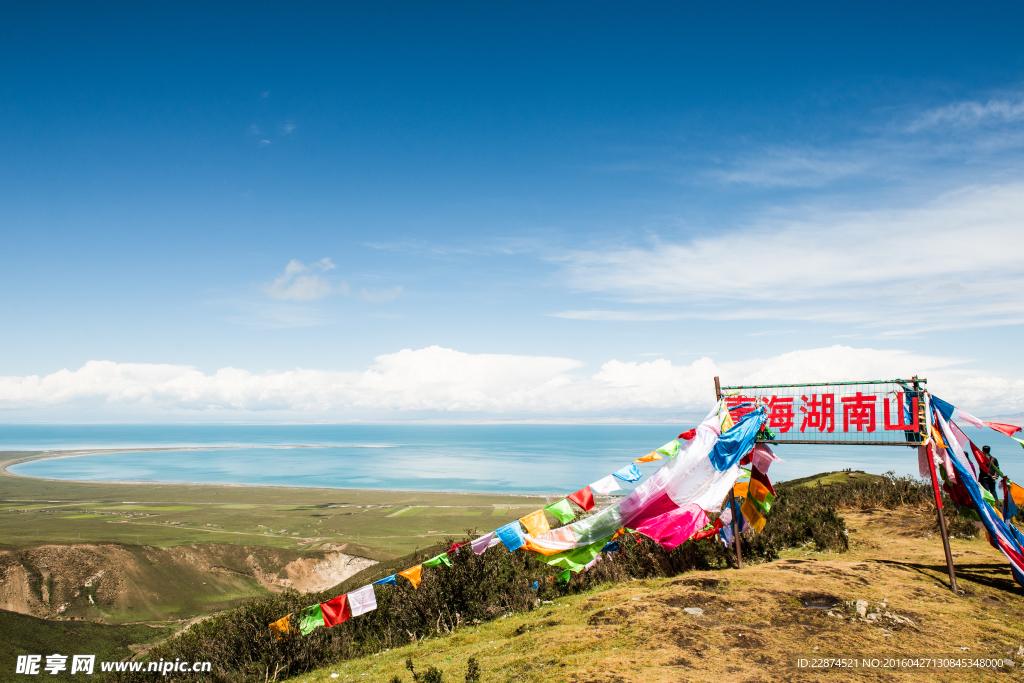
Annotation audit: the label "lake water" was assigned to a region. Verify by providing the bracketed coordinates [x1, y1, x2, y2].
[3, 423, 1021, 494]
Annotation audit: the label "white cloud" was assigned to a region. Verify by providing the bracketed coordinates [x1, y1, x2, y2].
[720, 147, 871, 187]
[910, 96, 1024, 131]
[557, 182, 1024, 332]
[263, 258, 341, 301]
[2, 345, 1022, 419]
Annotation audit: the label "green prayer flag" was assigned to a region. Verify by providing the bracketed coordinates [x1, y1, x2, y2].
[556, 569, 571, 584]
[544, 498, 576, 524]
[537, 535, 610, 572]
[423, 552, 453, 568]
[656, 440, 680, 457]
[298, 604, 324, 635]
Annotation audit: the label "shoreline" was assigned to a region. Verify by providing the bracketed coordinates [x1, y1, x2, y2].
[0, 449, 571, 498]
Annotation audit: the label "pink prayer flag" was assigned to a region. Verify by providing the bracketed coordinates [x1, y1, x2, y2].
[634, 504, 710, 550]
[958, 409, 986, 429]
[750, 443, 782, 475]
[471, 532, 497, 555]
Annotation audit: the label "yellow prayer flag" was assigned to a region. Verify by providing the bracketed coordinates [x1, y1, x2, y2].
[269, 613, 293, 640]
[634, 451, 663, 463]
[399, 565, 423, 590]
[721, 409, 735, 433]
[1010, 482, 1024, 507]
[519, 509, 551, 537]
[733, 481, 749, 498]
[740, 497, 766, 533]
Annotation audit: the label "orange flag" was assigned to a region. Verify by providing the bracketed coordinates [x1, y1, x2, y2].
[399, 565, 423, 590]
[519, 509, 550, 537]
[634, 451, 664, 463]
[269, 613, 293, 640]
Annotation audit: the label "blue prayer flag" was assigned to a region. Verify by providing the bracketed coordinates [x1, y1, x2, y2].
[495, 521, 526, 552]
[613, 464, 642, 482]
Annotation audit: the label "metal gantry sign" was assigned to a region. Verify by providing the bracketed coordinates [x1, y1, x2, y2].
[712, 376, 961, 594]
[718, 379, 925, 446]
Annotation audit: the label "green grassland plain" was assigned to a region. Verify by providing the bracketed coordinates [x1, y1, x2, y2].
[0, 451, 563, 557]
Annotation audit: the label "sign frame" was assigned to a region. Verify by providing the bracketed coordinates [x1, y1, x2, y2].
[717, 377, 927, 447]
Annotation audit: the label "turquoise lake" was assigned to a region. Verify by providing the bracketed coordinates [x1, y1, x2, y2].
[3, 423, 1021, 494]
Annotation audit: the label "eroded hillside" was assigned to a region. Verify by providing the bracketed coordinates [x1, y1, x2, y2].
[0, 543, 374, 623]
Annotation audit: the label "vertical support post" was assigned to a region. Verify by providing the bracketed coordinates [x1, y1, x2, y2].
[913, 376, 957, 596]
[715, 376, 743, 569]
[923, 443, 958, 595]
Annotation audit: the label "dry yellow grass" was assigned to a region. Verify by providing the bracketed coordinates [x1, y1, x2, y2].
[289, 507, 1024, 683]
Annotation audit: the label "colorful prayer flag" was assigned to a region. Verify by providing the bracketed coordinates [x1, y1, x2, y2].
[634, 504, 710, 550]
[740, 496, 766, 533]
[678, 429, 697, 440]
[298, 604, 325, 635]
[986, 422, 1022, 437]
[931, 395, 955, 421]
[589, 475, 621, 496]
[347, 585, 377, 617]
[634, 451, 663, 463]
[423, 552, 453, 568]
[471, 532, 498, 555]
[544, 498, 577, 523]
[747, 467, 775, 516]
[321, 595, 351, 627]
[399, 565, 423, 589]
[656, 439, 680, 457]
[495, 521, 526, 551]
[519, 509, 551, 537]
[612, 464, 642, 482]
[567, 486, 595, 511]
[958, 409, 986, 429]
[374, 575, 397, 586]
[733, 481, 749, 498]
[556, 569, 571, 584]
[269, 613, 293, 640]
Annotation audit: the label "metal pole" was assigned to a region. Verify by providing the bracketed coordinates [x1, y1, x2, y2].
[912, 376, 957, 596]
[924, 442, 958, 595]
[715, 376, 743, 569]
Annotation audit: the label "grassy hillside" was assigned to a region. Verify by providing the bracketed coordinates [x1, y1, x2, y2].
[0, 609, 171, 683]
[288, 506, 1024, 683]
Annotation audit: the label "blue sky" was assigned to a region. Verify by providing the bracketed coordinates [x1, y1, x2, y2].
[3, 2, 1024, 420]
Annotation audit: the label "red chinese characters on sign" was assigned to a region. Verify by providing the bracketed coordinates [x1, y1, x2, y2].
[799, 394, 835, 433]
[724, 396, 757, 420]
[767, 396, 795, 433]
[725, 390, 919, 436]
[841, 391, 876, 432]
[883, 393, 919, 431]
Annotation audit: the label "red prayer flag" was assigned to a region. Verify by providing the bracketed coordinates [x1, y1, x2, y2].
[567, 486, 595, 511]
[691, 518, 723, 541]
[678, 429, 697, 440]
[321, 594, 351, 627]
[985, 422, 1022, 437]
[448, 541, 469, 554]
[968, 440, 991, 474]
[750, 465, 776, 497]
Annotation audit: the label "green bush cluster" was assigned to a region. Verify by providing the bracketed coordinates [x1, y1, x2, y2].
[107, 471, 965, 682]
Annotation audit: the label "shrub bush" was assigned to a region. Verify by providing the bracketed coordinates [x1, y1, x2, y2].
[108, 470, 982, 682]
